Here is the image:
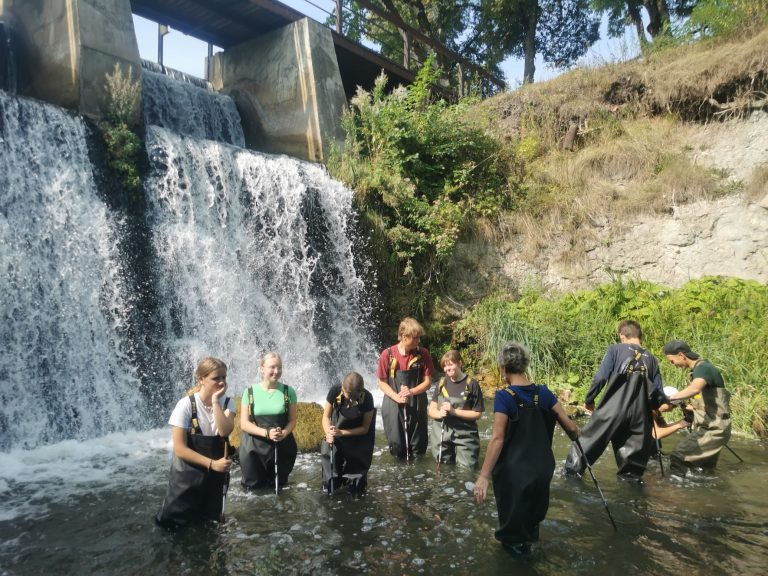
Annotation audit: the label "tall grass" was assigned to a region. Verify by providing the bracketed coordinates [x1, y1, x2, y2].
[454, 276, 768, 436]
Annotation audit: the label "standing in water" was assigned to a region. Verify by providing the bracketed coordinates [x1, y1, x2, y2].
[320, 372, 376, 494]
[428, 350, 484, 469]
[474, 342, 580, 556]
[156, 357, 235, 526]
[662, 340, 731, 475]
[239, 352, 298, 489]
[564, 319, 666, 479]
[377, 317, 436, 460]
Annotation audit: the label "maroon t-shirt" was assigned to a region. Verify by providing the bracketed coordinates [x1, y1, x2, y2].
[376, 345, 436, 383]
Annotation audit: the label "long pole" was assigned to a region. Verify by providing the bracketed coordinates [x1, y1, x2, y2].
[575, 439, 618, 531]
[220, 442, 229, 522]
[436, 419, 445, 472]
[725, 444, 744, 463]
[402, 402, 410, 462]
[274, 437, 279, 496]
[329, 441, 335, 495]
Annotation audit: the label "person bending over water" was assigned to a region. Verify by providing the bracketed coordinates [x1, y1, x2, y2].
[320, 372, 376, 494]
[156, 357, 235, 526]
[239, 352, 298, 489]
[428, 350, 484, 469]
[474, 342, 580, 557]
[663, 340, 731, 475]
[377, 317, 436, 460]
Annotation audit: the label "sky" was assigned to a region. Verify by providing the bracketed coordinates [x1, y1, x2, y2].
[132, 0, 640, 89]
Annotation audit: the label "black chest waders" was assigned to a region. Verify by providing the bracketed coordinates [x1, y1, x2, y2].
[156, 394, 230, 526]
[381, 347, 428, 460]
[239, 385, 298, 491]
[565, 348, 658, 478]
[430, 377, 481, 469]
[321, 391, 376, 494]
[492, 387, 556, 547]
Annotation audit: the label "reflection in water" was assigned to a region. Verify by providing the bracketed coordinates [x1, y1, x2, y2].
[0, 424, 766, 575]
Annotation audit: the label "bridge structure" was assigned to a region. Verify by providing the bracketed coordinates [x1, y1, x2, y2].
[0, 0, 503, 162]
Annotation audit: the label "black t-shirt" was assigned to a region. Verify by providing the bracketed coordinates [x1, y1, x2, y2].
[326, 385, 375, 412]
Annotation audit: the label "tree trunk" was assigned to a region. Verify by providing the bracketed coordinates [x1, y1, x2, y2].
[627, 1, 649, 47]
[643, 0, 671, 38]
[523, 8, 538, 84]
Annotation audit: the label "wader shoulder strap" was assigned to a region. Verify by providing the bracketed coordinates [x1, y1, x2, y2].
[282, 384, 290, 413]
[388, 347, 422, 380]
[503, 386, 538, 407]
[188, 393, 202, 435]
[247, 386, 255, 422]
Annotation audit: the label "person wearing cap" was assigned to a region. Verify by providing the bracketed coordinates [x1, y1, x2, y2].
[564, 319, 666, 479]
[662, 340, 731, 474]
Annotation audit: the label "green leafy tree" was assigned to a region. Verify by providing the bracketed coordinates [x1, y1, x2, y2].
[475, 0, 600, 84]
[328, 58, 520, 315]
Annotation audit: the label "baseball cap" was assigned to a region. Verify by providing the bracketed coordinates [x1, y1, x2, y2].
[662, 340, 700, 359]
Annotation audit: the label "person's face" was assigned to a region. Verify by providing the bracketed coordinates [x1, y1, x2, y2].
[400, 334, 421, 351]
[443, 360, 461, 379]
[261, 357, 282, 383]
[199, 368, 227, 392]
[665, 353, 688, 368]
[342, 385, 362, 403]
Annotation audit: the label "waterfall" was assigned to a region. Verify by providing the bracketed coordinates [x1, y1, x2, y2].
[144, 128, 375, 398]
[0, 70, 374, 452]
[141, 64, 245, 147]
[0, 92, 144, 451]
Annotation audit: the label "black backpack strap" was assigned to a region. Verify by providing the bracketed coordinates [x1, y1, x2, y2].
[283, 384, 290, 413]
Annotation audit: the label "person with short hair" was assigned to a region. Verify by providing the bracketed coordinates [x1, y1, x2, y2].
[427, 350, 484, 469]
[663, 340, 731, 474]
[156, 357, 235, 526]
[376, 317, 436, 459]
[564, 319, 665, 479]
[474, 342, 579, 557]
[239, 352, 298, 489]
[320, 372, 376, 494]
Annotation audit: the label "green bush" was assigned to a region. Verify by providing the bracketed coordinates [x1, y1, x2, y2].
[102, 63, 143, 197]
[685, 0, 768, 38]
[454, 276, 768, 436]
[328, 57, 520, 313]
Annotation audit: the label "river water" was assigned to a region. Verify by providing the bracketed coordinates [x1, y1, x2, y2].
[1, 417, 765, 576]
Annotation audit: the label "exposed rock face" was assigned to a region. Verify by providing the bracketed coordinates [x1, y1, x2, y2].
[467, 112, 768, 294]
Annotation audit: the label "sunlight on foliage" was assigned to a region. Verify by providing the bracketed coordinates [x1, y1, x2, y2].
[328, 57, 521, 314]
[454, 277, 768, 436]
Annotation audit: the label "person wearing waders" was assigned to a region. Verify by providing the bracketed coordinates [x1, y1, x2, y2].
[428, 350, 484, 469]
[156, 357, 235, 526]
[320, 372, 376, 494]
[564, 320, 667, 480]
[662, 340, 731, 475]
[377, 317, 436, 460]
[474, 342, 580, 556]
[239, 352, 298, 489]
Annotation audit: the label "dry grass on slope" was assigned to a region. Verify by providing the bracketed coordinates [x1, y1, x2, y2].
[482, 26, 768, 148]
[467, 28, 768, 266]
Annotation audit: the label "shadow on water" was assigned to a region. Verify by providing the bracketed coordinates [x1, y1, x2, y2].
[0, 425, 766, 576]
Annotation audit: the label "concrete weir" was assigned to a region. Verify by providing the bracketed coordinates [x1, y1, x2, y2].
[0, 0, 346, 161]
[209, 18, 346, 162]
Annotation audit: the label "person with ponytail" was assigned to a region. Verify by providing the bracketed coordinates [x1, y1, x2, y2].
[156, 357, 235, 526]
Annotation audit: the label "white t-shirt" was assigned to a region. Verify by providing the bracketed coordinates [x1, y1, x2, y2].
[168, 393, 236, 436]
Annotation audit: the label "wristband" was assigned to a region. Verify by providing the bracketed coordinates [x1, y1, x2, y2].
[265, 428, 270, 439]
[207, 458, 212, 471]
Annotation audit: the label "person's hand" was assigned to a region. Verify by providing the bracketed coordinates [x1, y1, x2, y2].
[473, 476, 489, 504]
[568, 427, 581, 441]
[326, 426, 337, 444]
[399, 386, 412, 400]
[583, 402, 594, 415]
[212, 381, 227, 402]
[440, 403, 452, 418]
[210, 456, 232, 473]
[676, 418, 691, 431]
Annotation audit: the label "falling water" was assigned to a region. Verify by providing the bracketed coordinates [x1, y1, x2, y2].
[141, 63, 245, 147]
[0, 92, 143, 450]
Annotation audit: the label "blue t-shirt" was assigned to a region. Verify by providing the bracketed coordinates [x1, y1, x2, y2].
[493, 384, 557, 417]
